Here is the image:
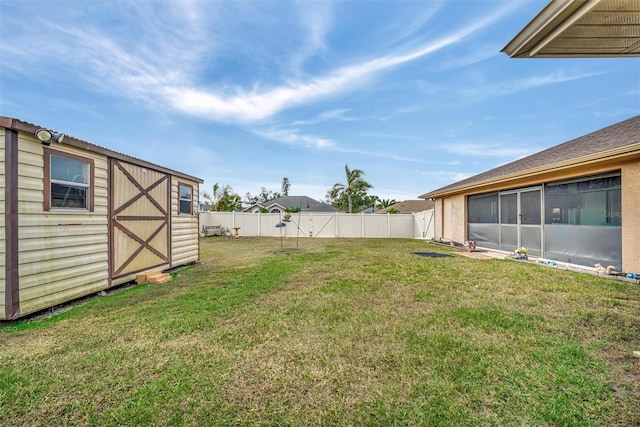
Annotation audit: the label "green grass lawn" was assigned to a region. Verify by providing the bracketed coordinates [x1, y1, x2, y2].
[2, 238, 639, 426]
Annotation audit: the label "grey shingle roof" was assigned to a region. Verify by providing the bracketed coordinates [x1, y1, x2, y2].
[247, 196, 343, 213]
[377, 200, 434, 214]
[420, 115, 640, 198]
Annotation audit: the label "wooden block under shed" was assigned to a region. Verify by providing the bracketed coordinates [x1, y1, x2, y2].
[136, 270, 171, 284]
[147, 273, 171, 284]
[135, 273, 152, 285]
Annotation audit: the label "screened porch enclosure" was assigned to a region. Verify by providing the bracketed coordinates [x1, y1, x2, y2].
[467, 172, 622, 268]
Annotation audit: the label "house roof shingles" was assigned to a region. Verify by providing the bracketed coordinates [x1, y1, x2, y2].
[244, 196, 343, 213]
[376, 200, 434, 214]
[420, 115, 640, 199]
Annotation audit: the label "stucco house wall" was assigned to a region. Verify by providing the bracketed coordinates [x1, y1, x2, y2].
[621, 161, 640, 272]
[421, 116, 640, 274]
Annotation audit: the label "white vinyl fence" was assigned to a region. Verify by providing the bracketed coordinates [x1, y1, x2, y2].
[199, 210, 434, 239]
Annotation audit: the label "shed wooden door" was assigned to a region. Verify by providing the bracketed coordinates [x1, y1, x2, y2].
[109, 159, 170, 279]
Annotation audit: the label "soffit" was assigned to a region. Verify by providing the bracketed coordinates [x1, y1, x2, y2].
[503, 0, 640, 58]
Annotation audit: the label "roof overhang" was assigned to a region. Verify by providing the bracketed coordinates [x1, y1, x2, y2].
[502, 0, 640, 58]
[420, 142, 640, 199]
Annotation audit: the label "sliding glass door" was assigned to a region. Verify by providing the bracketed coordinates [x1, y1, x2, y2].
[499, 188, 542, 256]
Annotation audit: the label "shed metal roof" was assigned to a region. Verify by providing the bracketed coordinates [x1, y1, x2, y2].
[1, 116, 203, 183]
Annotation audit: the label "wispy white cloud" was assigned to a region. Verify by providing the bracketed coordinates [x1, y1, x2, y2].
[0, 1, 206, 95]
[291, 109, 354, 125]
[444, 121, 474, 138]
[592, 109, 640, 118]
[435, 45, 501, 71]
[289, 1, 332, 73]
[378, 105, 422, 121]
[334, 146, 425, 163]
[0, 0, 517, 125]
[158, 2, 518, 122]
[443, 142, 534, 158]
[415, 80, 443, 95]
[247, 124, 426, 163]
[459, 70, 607, 100]
[383, 1, 444, 47]
[356, 132, 424, 141]
[575, 88, 640, 110]
[251, 127, 336, 150]
[421, 170, 473, 183]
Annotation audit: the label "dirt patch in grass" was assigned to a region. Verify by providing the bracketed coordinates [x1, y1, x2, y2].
[412, 251, 454, 258]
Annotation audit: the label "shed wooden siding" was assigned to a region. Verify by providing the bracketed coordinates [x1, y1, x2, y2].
[109, 160, 170, 281]
[0, 128, 5, 319]
[1, 116, 203, 319]
[171, 179, 200, 267]
[17, 134, 109, 316]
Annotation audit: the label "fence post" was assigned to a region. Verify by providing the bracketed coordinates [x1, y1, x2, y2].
[257, 211, 261, 236]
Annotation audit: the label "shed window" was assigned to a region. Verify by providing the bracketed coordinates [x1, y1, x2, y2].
[179, 184, 193, 214]
[44, 149, 94, 211]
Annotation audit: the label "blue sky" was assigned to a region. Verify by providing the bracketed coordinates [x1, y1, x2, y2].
[1, 0, 638, 204]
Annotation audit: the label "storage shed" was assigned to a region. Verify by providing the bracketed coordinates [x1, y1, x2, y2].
[1, 116, 203, 320]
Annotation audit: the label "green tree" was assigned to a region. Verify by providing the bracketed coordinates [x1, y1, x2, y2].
[377, 198, 397, 209]
[211, 183, 242, 211]
[326, 164, 373, 213]
[281, 177, 291, 196]
[245, 187, 281, 204]
[369, 195, 379, 211]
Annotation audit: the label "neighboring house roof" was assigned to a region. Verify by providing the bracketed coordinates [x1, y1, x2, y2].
[376, 200, 435, 214]
[420, 115, 640, 199]
[502, 0, 640, 58]
[242, 196, 343, 213]
[199, 203, 212, 212]
[1, 116, 203, 183]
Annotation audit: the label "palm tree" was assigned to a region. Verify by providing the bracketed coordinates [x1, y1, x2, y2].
[328, 164, 373, 213]
[377, 198, 397, 209]
[211, 183, 241, 211]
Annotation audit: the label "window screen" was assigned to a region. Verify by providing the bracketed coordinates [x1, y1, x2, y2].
[544, 174, 621, 226]
[467, 193, 498, 223]
[49, 153, 91, 210]
[179, 184, 193, 214]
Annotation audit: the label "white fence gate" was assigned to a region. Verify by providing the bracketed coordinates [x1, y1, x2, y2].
[199, 210, 434, 239]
